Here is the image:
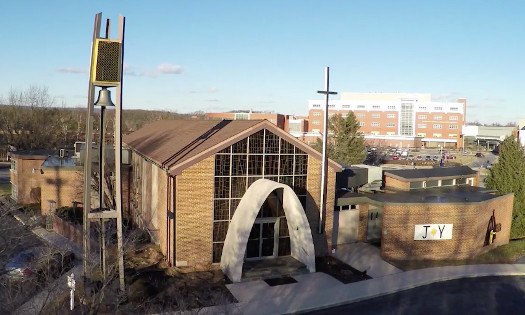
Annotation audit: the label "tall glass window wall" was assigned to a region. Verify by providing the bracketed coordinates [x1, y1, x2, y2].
[212, 129, 308, 263]
[400, 102, 414, 136]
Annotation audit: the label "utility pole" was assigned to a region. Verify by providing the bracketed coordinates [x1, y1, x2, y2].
[317, 67, 337, 234]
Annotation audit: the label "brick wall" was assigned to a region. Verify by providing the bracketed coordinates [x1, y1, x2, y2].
[306, 156, 336, 256]
[357, 203, 369, 242]
[40, 166, 131, 217]
[383, 176, 409, 190]
[12, 157, 47, 204]
[175, 155, 215, 269]
[381, 193, 514, 260]
[40, 168, 84, 215]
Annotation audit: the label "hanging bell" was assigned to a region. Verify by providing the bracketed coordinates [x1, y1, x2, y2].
[94, 87, 115, 107]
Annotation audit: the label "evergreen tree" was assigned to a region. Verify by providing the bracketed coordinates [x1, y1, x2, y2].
[485, 136, 525, 239]
[313, 112, 366, 166]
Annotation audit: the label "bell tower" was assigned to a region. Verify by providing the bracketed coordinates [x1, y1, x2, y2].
[82, 12, 126, 292]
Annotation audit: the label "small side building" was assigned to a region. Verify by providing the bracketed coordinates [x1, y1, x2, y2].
[335, 166, 513, 261]
[9, 150, 54, 205]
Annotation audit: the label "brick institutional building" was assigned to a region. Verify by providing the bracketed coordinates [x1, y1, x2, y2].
[335, 166, 513, 261]
[123, 119, 341, 282]
[307, 93, 467, 149]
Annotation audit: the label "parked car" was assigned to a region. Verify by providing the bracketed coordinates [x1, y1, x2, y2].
[425, 155, 432, 161]
[416, 155, 422, 160]
[4, 247, 74, 281]
[432, 156, 439, 161]
[408, 154, 415, 160]
[392, 155, 399, 160]
[475, 152, 485, 158]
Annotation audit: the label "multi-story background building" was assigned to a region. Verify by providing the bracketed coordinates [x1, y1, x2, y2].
[307, 93, 467, 148]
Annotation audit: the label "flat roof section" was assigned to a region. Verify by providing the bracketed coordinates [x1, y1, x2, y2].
[384, 166, 477, 182]
[337, 186, 504, 205]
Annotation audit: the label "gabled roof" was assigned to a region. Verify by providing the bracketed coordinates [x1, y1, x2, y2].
[123, 119, 342, 175]
[384, 166, 477, 182]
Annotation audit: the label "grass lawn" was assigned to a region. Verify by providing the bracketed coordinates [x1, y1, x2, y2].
[388, 238, 525, 271]
[0, 183, 11, 196]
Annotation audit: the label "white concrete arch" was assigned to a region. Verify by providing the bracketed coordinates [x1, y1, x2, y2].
[220, 179, 315, 282]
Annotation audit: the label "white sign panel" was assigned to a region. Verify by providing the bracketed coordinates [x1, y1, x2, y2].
[414, 224, 453, 240]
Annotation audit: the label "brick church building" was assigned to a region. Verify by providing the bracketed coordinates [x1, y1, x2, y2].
[123, 119, 342, 281]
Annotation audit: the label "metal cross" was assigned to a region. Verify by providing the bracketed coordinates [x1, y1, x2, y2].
[317, 67, 337, 234]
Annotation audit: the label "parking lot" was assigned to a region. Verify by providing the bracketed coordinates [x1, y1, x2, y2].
[0, 213, 45, 313]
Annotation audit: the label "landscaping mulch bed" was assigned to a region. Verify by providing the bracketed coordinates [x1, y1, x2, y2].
[316, 256, 372, 284]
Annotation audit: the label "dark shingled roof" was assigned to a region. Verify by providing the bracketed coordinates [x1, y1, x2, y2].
[384, 166, 477, 181]
[123, 119, 342, 175]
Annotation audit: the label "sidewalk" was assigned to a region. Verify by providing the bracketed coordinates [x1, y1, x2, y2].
[220, 242, 525, 314]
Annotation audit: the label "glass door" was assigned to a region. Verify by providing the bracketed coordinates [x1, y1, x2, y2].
[246, 219, 277, 259]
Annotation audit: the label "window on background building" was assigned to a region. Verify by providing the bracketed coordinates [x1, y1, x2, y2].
[449, 124, 458, 129]
[357, 105, 365, 109]
[410, 181, 424, 189]
[433, 115, 442, 120]
[457, 178, 467, 185]
[400, 103, 414, 136]
[434, 106, 443, 111]
[387, 114, 396, 118]
[419, 106, 427, 110]
[328, 104, 335, 108]
[450, 107, 459, 111]
[449, 134, 457, 138]
[356, 113, 365, 118]
[312, 121, 320, 125]
[234, 113, 249, 120]
[426, 180, 439, 188]
[433, 124, 442, 129]
[417, 115, 427, 119]
[10, 160, 17, 172]
[450, 116, 458, 121]
[417, 124, 427, 128]
[372, 105, 380, 109]
[442, 179, 454, 186]
[386, 131, 396, 135]
[313, 104, 321, 108]
[417, 133, 426, 137]
[212, 129, 308, 262]
[371, 114, 380, 118]
[371, 122, 380, 127]
[386, 123, 396, 127]
[433, 133, 442, 137]
[312, 112, 321, 117]
[328, 113, 334, 117]
[342, 105, 350, 108]
[11, 184, 17, 200]
[359, 122, 365, 127]
[342, 113, 348, 118]
[388, 105, 396, 110]
[370, 131, 380, 135]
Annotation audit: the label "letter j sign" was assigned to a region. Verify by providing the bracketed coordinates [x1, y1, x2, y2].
[414, 224, 453, 240]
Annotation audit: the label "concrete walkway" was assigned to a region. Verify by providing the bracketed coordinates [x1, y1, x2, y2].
[332, 242, 402, 278]
[220, 242, 525, 314]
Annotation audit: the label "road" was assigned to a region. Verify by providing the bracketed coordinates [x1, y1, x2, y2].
[0, 162, 9, 185]
[306, 276, 525, 315]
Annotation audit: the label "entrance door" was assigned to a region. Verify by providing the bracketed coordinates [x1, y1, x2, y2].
[367, 207, 383, 241]
[246, 219, 277, 259]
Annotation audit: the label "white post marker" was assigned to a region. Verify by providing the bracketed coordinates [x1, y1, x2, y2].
[67, 273, 76, 311]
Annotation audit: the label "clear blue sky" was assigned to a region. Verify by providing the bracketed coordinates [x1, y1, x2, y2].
[1, 1, 524, 124]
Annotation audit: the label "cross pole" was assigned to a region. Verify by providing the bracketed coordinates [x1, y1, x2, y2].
[316, 67, 337, 234]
